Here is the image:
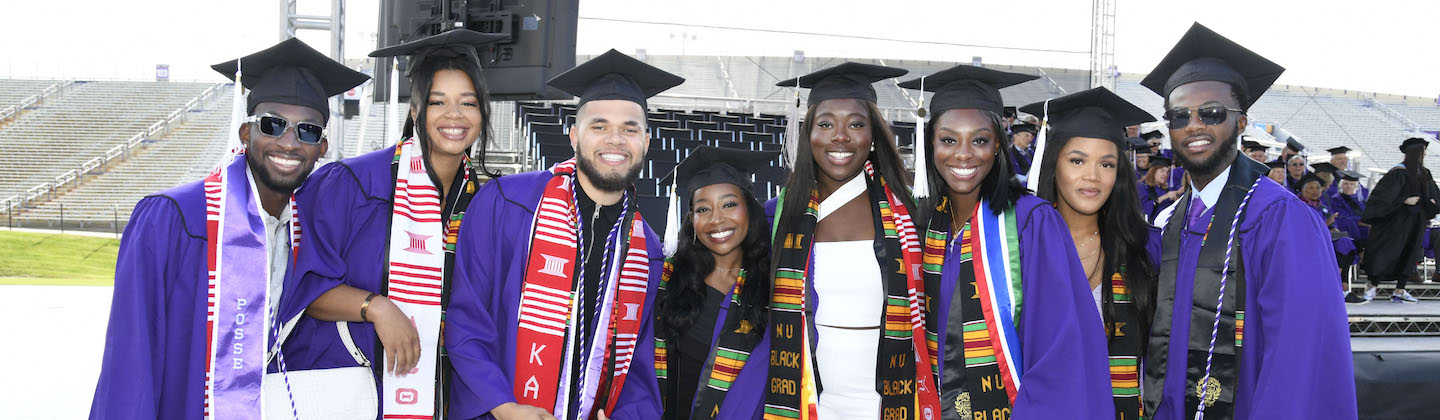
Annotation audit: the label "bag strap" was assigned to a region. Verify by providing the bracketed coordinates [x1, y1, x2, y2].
[266, 316, 371, 367]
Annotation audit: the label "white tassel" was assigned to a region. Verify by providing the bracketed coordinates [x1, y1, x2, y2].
[662, 179, 681, 257]
[222, 59, 246, 166]
[1024, 99, 1051, 192]
[911, 76, 929, 199]
[387, 58, 401, 144]
[784, 77, 802, 169]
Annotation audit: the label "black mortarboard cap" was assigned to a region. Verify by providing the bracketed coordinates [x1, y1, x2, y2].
[1339, 170, 1362, 181]
[1141, 23, 1285, 110]
[1401, 137, 1430, 152]
[1012, 121, 1039, 134]
[1326, 146, 1352, 155]
[1148, 153, 1174, 169]
[1003, 106, 1018, 119]
[1285, 138, 1305, 152]
[1127, 136, 1150, 151]
[212, 38, 370, 122]
[546, 49, 685, 109]
[1265, 160, 1286, 170]
[1019, 87, 1155, 143]
[776, 62, 908, 104]
[369, 29, 507, 77]
[659, 147, 781, 212]
[1310, 162, 1338, 173]
[1242, 140, 1266, 152]
[897, 65, 1037, 117]
[1296, 172, 1325, 189]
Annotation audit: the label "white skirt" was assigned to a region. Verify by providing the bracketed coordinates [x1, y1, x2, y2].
[815, 326, 881, 419]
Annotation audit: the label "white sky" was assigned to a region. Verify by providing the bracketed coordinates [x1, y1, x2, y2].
[2, 0, 1436, 98]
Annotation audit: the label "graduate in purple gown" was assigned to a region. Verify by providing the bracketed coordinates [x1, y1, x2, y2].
[90, 39, 367, 419]
[1283, 153, 1308, 192]
[652, 147, 778, 420]
[1325, 146, 1370, 202]
[764, 62, 941, 419]
[901, 65, 1114, 419]
[1137, 154, 1184, 223]
[281, 29, 506, 418]
[1241, 140, 1268, 164]
[444, 50, 682, 420]
[1141, 23, 1355, 420]
[1028, 87, 1163, 419]
[1009, 119, 1038, 178]
[1331, 170, 1369, 250]
[1308, 162, 1340, 209]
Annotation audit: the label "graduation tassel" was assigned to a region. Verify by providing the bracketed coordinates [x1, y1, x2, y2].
[223, 59, 246, 164]
[784, 76, 802, 169]
[387, 58, 401, 143]
[911, 76, 930, 199]
[662, 179, 682, 257]
[1024, 99, 1051, 192]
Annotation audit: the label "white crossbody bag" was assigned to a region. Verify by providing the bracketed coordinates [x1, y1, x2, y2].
[264, 316, 379, 419]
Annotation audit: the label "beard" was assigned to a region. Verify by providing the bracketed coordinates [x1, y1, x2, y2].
[1174, 123, 1240, 180]
[576, 152, 642, 193]
[246, 152, 310, 194]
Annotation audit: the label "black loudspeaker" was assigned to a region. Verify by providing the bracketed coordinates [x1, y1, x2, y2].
[374, 0, 577, 102]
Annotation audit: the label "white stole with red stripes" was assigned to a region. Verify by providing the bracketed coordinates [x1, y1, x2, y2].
[383, 138, 446, 417]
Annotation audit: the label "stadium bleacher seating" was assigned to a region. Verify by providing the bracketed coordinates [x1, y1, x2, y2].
[6, 53, 1440, 232]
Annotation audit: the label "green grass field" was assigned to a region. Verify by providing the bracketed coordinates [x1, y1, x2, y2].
[0, 231, 118, 286]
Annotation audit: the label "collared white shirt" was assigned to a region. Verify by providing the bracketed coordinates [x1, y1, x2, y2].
[247, 169, 293, 323]
[1152, 163, 1232, 228]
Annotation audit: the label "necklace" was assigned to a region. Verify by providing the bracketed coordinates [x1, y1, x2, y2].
[1075, 230, 1099, 259]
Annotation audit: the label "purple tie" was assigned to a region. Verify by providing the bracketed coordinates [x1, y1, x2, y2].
[1187, 197, 1210, 228]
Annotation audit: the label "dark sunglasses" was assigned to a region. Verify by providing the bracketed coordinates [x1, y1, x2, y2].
[246, 114, 326, 144]
[1163, 104, 1245, 127]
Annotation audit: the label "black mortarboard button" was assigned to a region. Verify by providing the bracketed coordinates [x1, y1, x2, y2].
[1401, 137, 1430, 152]
[547, 49, 685, 109]
[1326, 146, 1352, 155]
[1242, 140, 1267, 152]
[212, 38, 370, 122]
[1310, 162, 1338, 174]
[1141, 22, 1285, 110]
[776, 62, 908, 104]
[369, 29, 508, 77]
[1266, 160, 1286, 170]
[1019, 87, 1156, 143]
[897, 65, 1037, 117]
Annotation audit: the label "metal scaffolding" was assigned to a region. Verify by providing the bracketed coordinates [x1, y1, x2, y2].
[280, 0, 348, 159]
[1089, 0, 1117, 91]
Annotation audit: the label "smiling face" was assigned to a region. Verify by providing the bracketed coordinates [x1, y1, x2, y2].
[571, 99, 649, 192]
[1167, 80, 1244, 179]
[690, 183, 750, 258]
[1150, 165, 1171, 186]
[412, 68, 483, 160]
[1054, 137, 1119, 217]
[241, 102, 328, 194]
[932, 108, 999, 202]
[808, 98, 873, 191]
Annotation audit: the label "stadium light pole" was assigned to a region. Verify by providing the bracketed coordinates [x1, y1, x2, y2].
[280, 0, 347, 160]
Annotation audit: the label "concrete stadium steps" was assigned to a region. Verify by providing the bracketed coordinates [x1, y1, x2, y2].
[0, 81, 217, 198]
[0, 79, 63, 107]
[341, 101, 408, 157]
[11, 92, 233, 231]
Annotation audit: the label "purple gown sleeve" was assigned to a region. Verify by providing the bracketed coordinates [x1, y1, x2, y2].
[1011, 199, 1116, 419]
[281, 162, 359, 322]
[90, 197, 197, 419]
[1237, 197, 1357, 419]
[446, 179, 520, 418]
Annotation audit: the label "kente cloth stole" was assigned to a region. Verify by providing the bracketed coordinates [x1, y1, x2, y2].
[655, 265, 757, 419]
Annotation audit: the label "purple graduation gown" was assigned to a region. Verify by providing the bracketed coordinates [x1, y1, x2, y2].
[1154, 178, 1356, 420]
[445, 170, 664, 420]
[280, 146, 401, 375]
[90, 157, 323, 419]
[1330, 192, 1368, 243]
[1138, 181, 1177, 223]
[932, 195, 1115, 419]
[683, 296, 772, 419]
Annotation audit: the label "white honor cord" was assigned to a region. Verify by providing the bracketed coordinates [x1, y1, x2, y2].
[1192, 177, 1262, 420]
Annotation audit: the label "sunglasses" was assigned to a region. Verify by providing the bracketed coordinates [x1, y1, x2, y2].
[246, 114, 326, 144]
[1163, 104, 1245, 127]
